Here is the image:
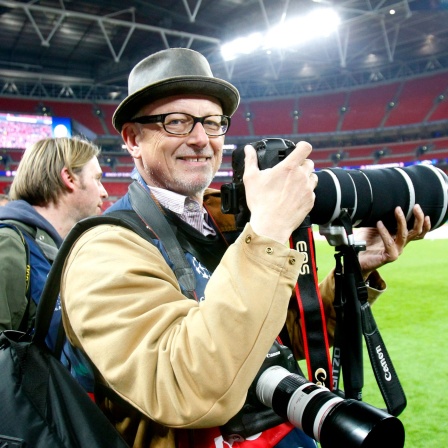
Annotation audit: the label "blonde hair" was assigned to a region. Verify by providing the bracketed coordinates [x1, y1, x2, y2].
[10, 137, 100, 206]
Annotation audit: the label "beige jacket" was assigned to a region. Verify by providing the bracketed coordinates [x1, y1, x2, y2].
[60, 191, 383, 447]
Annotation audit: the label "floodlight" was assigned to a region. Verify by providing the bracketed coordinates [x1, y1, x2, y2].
[220, 8, 340, 60]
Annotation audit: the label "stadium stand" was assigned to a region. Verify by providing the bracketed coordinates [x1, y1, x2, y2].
[1, 72, 447, 197]
[0, 180, 10, 195]
[340, 83, 400, 131]
[0, 149, 22, 171]
[101, 180, 131, 197]
[385, 73, 448, 127]
[250, 99, 296, 136]
[2, 72, 447, 141]
[297, 92, 346, 134]
[429, 93, 448, 122]
[312, 136, 448, 169]
[99, 104, 121, 135]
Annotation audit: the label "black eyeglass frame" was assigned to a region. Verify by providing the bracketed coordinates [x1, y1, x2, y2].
[129, 112, 231, 136]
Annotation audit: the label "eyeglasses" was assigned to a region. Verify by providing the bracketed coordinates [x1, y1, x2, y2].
[130, 112, 231, 136]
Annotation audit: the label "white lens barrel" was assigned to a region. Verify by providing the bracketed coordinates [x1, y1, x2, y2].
[393, 167, 415, 222]
[256, 366, 290, 409]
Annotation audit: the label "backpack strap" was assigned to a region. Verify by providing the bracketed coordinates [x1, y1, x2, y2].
[33, 195, 198, 344]
[32, 214, 159, 345]
[0, 222, 32, 333]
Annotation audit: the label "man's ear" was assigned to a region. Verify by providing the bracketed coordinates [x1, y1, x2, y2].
[60, 167, 77, 192]
[122, 123, 142, 159]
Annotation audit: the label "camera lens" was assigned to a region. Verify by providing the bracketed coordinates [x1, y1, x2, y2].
[222, 138, 448, 232]
[256, 366, 405, 448]
[311, 164, 448, 231]
[319, 399, 405, 448]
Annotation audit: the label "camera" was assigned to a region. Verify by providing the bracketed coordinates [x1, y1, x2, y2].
[256, 365, 405, 448]
[221, 138, 448, 232]
[221, 341, 404, 447]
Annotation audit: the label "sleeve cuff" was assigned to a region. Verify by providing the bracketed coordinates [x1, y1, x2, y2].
[366, 270, 386, 305]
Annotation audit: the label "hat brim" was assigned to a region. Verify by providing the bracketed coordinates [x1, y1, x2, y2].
[113, 76, 240, 133]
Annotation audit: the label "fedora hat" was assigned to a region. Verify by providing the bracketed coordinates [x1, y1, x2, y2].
[113, 48, 240, 132]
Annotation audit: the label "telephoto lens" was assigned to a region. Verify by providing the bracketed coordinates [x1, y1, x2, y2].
[311, 164, 448, 231]
[256, 366, 405, 448]
[221, 138, 448, 233]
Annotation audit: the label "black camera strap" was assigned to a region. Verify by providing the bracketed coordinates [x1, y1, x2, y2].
[128, 181, 197, 301]
[332, 211, 407, 416]
[290, 216, 333, 389]
[361, 300, 407, 416]
[331, 251, 344, 393]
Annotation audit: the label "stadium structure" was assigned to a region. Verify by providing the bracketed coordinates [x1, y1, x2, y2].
[0, 0, 447, 206]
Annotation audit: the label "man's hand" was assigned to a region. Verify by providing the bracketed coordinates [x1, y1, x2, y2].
[357, 204, 431, 279]
[244, 141, 318, 243]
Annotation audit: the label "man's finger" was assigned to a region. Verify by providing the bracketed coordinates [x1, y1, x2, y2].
[243, 145, 258, 174]
[282, 141, 313, 167]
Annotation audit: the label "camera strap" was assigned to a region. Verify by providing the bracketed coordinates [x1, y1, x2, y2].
[361, 300, 407, 416]
[290, 216, 333, 389]
[331, 252, 345, 393]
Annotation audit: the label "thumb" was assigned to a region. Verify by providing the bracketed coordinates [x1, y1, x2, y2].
[243, 145, 258, 174]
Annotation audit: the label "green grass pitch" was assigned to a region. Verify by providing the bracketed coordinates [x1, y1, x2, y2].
[313, 233, 448, 447]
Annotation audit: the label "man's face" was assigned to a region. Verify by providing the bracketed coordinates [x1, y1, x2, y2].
[127, 95, 225, 202]
[72, 157, 108, 218]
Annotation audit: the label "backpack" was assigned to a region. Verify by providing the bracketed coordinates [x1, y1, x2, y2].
[0, 215, 155, 448]
[0, 223, 32, 332]
[0, 221, 62, 351]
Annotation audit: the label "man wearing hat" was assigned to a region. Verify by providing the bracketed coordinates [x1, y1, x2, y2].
[60, 48, 429, 447]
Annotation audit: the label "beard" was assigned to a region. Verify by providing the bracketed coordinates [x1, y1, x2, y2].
[143, 164, 216, 199]
[141, 150, 222, 200]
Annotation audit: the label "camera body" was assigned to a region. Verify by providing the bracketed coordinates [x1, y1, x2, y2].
[221, 138, 295, 228]
[221, 138, 448, 233]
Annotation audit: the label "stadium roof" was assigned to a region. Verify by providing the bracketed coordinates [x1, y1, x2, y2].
[0, 0, 447, 103]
